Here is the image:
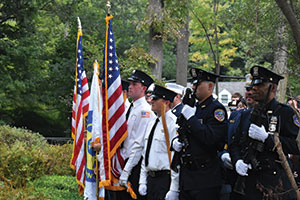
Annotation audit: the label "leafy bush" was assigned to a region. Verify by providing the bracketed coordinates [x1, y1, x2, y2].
[0, 125, 48, 149]
[45, 143, 75, 176]
[0, 125, 74, 189]
[0, 181, 48, 200]
[30, 175, 82, 200]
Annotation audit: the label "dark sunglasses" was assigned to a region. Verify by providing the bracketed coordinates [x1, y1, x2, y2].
[245, 87, 252, 91]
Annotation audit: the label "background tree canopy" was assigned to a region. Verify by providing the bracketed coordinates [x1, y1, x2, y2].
[0, 0, 299, 137]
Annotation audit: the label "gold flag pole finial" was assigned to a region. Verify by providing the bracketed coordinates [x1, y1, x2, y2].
[106, 1, 111, 15]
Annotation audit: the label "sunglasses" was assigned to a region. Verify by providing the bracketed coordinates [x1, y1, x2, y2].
[245, 87, 252, 91]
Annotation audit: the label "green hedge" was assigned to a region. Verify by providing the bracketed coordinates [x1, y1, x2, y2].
[0, 125, 75, 188]
[30, 175, 82, 200]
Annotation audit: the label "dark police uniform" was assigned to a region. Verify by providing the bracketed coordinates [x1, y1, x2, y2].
[229, 66, 300, 200]
[176, 68, 228, 200]
[172, 102, 183, 118]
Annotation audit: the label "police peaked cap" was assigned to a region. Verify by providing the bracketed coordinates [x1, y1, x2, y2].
[250, 65, 284, 85]
[189, 68, 219, 83]
[128, 70, 154, 88]
[121, 80, 129, 91]
[150, 84, 177, 102]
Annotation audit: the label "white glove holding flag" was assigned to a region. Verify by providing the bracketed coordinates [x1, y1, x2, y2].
[172, 138, 183, 152]
[182, 104, 196, 120]
[165, 190, 179, 200]
[249, 123, 268, 142]
[119, 170, 129, 187]
[235, 159, 252, 176]
[221, 153, 233, 170]
[139, 183, 147, 196]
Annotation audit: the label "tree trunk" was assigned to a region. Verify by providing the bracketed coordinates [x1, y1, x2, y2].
[149, 0, 163, 80]
[274, 23, 288, 103]
[176, 14, 189, 87]
[275, 0, 300, 59]
[213, 0, 220, 98]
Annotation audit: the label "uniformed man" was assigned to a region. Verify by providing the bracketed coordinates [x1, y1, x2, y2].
[165, 83, 185, 118]
[171, 68, 228, 200]
[138, 84, 179, 200]
[219, 74, 255, 200]
[229, 65, 300, 200]
[116, 69, 155, 200]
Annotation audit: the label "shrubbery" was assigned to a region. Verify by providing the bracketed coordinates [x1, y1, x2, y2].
[30, 175, 82, 200]
[0, 125, 77, 199]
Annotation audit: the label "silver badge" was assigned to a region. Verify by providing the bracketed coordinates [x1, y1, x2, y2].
[253, 67, 258, 76]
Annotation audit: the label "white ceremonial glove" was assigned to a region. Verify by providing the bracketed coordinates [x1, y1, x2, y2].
[172, 138, 183, 152]
[221, 153, 233, 170]
[119, 170, 129, 187]
[249, 123, 268, 142]
[139, 183, 147, 196]
[235, 159, 252, 176]
[182, 104, 196, 120]
[165, 190, 179, 200]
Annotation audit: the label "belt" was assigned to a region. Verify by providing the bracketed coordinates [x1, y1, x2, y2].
[148, 170, 170, 178]
[181, 156, 216, 170]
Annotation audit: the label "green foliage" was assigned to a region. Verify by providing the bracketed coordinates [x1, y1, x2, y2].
[30, 175, 82, 200]
[0, 126, 74, 189]
[189, 0, 237, 71]
[0, 182, 48, 200]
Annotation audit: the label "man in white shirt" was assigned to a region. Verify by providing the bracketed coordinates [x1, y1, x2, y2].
[138, 84, 180, 200]
[117, 70, 155, 200]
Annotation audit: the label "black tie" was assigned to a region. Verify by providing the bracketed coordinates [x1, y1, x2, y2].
[145, 118, 160, 167]
[126, 103, 133, 120]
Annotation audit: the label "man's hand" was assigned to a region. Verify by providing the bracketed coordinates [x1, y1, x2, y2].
[93, 143, 101, 152]
[119, 170, 129, 187]
[138, 183, 147, 196]
[165, 190, 179, 200]
[221, 153, 233, 170]
[249, 124, 268, 142]
[235, 159, 252, 176]
[172, 138, 183, 152]
[182, 104, 196, 120]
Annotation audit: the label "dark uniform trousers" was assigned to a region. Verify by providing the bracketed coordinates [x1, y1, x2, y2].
[146, 170, 170, 200]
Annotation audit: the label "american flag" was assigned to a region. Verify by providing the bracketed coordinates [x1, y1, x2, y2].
[71, 24, 90, 194]
[100, 15, 128, 188]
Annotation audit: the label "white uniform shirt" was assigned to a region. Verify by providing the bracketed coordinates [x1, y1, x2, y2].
[122, 96, 155, 173]
[139, 109, 179, 191]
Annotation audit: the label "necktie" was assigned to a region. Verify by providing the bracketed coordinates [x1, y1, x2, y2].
[145, 118, 160, 167]
[126, 103, 133, 120]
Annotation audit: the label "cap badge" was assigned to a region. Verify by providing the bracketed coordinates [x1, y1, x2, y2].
[253, 67, 258, 76]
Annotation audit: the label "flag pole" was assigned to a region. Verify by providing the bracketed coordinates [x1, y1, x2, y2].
[106, 0, 111, 15]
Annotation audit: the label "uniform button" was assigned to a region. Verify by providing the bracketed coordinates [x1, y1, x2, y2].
[273, 171, 277, 175]
[201, 164, 205, 168]
[232, 136, 235, 140]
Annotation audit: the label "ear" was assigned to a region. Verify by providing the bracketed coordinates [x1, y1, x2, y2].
[271, 83, 277, 92]
[208, 82, 214, 91]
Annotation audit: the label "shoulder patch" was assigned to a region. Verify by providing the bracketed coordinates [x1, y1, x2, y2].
[141, 111, 150, 118]
[293, 114, 300, 127]
[214, 109, 225, 122]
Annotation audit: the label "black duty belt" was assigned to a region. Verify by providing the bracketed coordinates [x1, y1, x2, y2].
[181, 155, 216, 170]
[148, 170, 170, 178]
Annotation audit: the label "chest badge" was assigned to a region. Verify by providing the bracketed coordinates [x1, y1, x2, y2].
[214, 109, 225, 122]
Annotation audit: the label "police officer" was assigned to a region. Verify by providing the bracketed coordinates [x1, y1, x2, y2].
[219, 74, 255, 200]
[229, 65, 300, 200]
[117, 70, 156, 200]
[138, 84, 179, 200]
[171, 68, 228, 200]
